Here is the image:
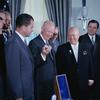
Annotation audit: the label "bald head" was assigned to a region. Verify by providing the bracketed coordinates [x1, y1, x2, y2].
[42, 20, 55, 30]
[41, 20, 55, 40]
[68, 27, 80, 45]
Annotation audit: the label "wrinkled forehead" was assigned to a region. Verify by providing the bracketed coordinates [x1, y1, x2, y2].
[43, 24, 55, 32]
[68, 29, 79, 36]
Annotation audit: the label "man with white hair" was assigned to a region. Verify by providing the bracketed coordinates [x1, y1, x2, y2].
[56, 27, 93, 100]
[29, 20, 56, 100]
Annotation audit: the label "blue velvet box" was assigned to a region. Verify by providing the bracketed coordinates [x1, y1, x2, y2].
[56, 74, 73, 100]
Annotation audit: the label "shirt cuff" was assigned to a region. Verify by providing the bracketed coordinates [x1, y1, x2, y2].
[41, 53, 46, 61]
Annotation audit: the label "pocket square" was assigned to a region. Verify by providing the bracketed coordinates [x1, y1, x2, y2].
[83, 50, 87, 55]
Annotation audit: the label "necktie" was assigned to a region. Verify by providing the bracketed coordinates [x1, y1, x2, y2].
[24, 39, 27, 45]
[46, 40, 49, 46]
[91, 36, 95, 45]
[46, 40, 54, 60]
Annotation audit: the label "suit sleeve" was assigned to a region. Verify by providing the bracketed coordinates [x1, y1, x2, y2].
[5, 41, 23, 98]
[88, 45, 94, 79]
[29, 41, 45, 67]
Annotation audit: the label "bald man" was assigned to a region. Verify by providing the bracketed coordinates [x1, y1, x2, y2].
[56, 27, 93, 100]
[29, 20, 56, 100]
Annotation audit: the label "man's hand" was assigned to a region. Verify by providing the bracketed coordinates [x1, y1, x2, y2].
[88, 80, 94, 86]
[16, 97, 23, 100]
[42, 45, 52, 56]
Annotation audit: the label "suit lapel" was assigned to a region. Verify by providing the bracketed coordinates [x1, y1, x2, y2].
[38, 35, 55, 61]
[86, 33, 92, 44]
[93, 34, 100, 56]
[67, 42, 77, 63]
[49, 40, 55, 61]
[14, 33, 33, 62]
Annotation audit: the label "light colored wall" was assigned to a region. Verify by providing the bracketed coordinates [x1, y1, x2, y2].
[21, 0, 48, 34]
[20, 0, 49, 44]
[21, 0, 100, 38]
[71, 0, 100, 35]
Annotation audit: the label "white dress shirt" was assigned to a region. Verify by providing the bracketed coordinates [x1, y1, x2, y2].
[40, 34, 48, 61]
[88, 34, 95, 44]
[71, 42, 79, 62]
[15, 31, 27, 45]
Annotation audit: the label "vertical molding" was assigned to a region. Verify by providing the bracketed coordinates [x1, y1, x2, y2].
[69, 0, 72, 28]
[20, 0, 26, 13]
[82, 0, 86, 7]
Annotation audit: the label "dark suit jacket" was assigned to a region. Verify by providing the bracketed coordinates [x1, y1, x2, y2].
[79, 33, 100, 47]
[56, 42, 92, 100]
[0, 34, 7, 98]
[5, 33, 34, 100]
[0, 34, 6, 77]
[79, 33, 100, 99]
[29, 35, 56, 100]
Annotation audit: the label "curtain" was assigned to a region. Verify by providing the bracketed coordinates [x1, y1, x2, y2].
[0, 0, 10, 11]
[45, 0, 70, 44]
[9, 0, 21, 32]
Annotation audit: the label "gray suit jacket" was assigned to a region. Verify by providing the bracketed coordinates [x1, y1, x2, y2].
[5, 32, 34, 100]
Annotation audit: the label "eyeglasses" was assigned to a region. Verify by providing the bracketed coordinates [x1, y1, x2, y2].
[54, 33, 58, 35]
[45, 30, 54, 34]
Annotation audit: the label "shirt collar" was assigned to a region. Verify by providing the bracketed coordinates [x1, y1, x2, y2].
[40, 33, 47, 44]
[71, 42, 79, 48]
[15, 30, 25, 42]
[88, 34, 95, 40]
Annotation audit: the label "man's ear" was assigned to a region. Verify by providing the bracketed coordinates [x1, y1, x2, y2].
[22, 25, 27, 32]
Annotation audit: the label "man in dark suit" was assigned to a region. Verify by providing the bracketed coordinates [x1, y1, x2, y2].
[5, 14, 35, 100]
[56, 27, 93, 100]
[79, 20, 100, 100]
[29, 20, 56, 100]
[0, 10, 7, 100]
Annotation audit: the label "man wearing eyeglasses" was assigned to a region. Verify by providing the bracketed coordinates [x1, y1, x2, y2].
[29, 20, 56, 100]
[0, 10, 7, 100]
